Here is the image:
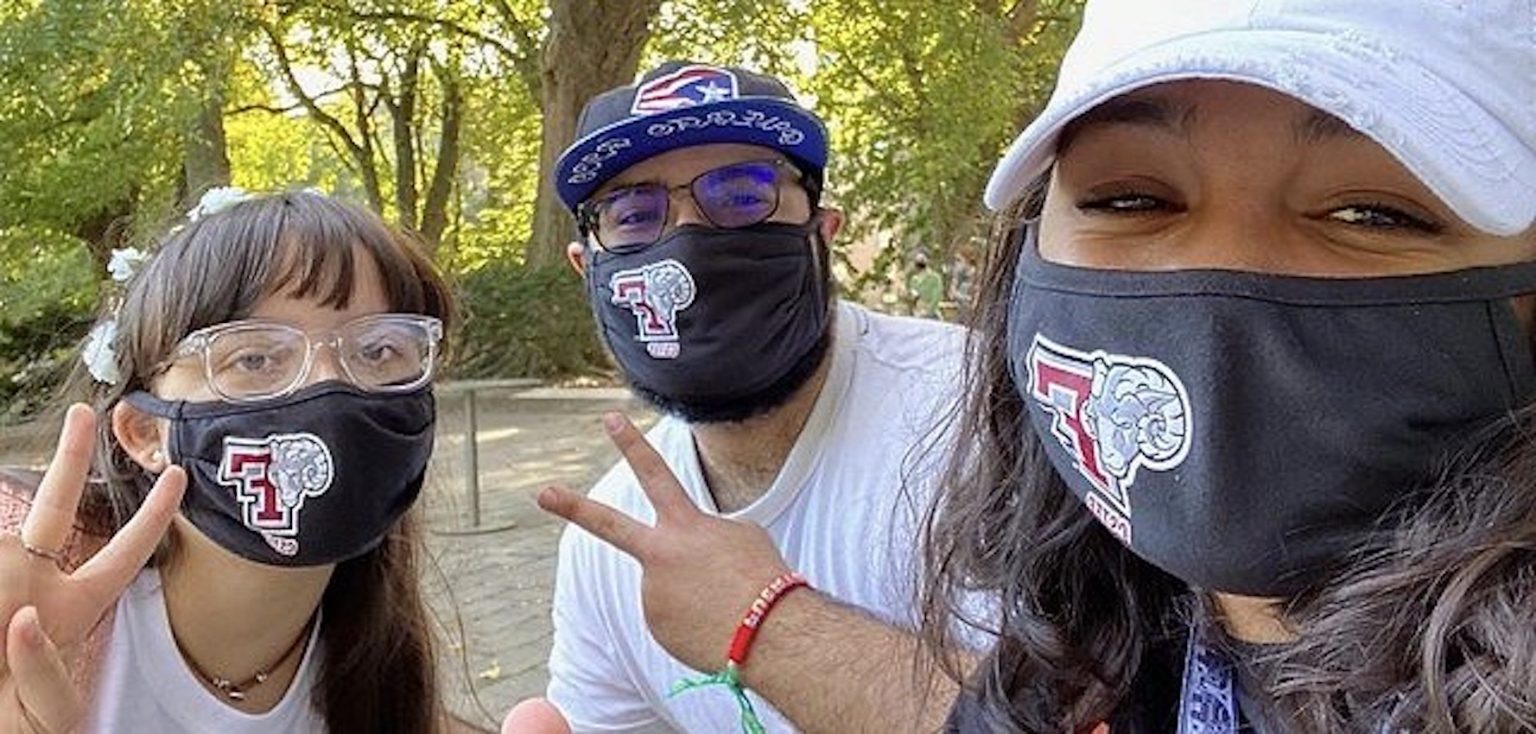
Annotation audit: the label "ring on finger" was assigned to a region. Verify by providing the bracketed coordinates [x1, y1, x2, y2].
[21, 541, 66, 569]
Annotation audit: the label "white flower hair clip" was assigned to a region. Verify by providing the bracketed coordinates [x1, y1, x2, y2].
[188, 186, 252, 222]
[107, 247, 149, 283]
[84, 248, 152, 385]
[83, 319, 121, 385]
[84, 184, 314, 385]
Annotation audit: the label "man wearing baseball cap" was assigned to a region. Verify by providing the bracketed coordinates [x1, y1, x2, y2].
[516, 61, 971, 733]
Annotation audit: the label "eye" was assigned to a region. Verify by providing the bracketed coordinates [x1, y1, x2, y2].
[598, 189, 666, 231]
[1327, 204, 1442, 233]
[725, 189, 771, 207]
[356, 343, 398, 364]
[1077, 192, 1176, 214]
[614, 207, 661, 227]
[219, 347, 291, 375]
[705, 187, 771, 211]
[698, 164, 777, 209]
[236, 353, 272, 372]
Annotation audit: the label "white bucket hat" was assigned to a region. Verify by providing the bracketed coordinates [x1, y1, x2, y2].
[985, 0, 1536, 236]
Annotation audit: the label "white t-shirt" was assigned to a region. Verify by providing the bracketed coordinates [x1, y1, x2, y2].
[84, 569, 327, 733]
[547, 302, 965, 734]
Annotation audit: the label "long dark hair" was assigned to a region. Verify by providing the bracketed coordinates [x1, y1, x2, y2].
[67, 190, 455, 733]
[918, 185, 1536, 732]
[1266, 410, 1536, 732]
[917, 190, 1185, 732]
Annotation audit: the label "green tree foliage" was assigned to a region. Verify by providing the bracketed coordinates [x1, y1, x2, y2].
[810, 0, 1082, 294]
[0, 0, 1085, 422]
[251, 0, 478, 250]
[0, 0, 247, 422]
[454, 263, 607, 379]
[635, 0, 1082, 296]
[0, 0, 243, 255]
[0, 226, 96, 422]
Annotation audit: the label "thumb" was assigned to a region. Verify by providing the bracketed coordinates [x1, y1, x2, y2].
[501, 697, 571, 734]
[8, 607, 82, 734]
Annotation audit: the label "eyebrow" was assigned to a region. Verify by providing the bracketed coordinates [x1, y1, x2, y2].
[1057, 94, 1369, 153]
[1294, 109, 1365, 144]
[1057, 96, 1198, 152]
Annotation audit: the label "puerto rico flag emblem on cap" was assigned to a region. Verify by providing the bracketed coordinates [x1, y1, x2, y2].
[631, 64, 739, 114]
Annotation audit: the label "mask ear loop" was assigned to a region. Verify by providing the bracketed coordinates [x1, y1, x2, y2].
[801, 213, 837, 321]
[797, 163, 833, 301]
[581, 244, 626, 363]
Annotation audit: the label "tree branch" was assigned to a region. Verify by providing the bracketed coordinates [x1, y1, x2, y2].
[226, 85, 351, 116]
[390, 38, 425, 231]
[360, 7, 522, 61]
[343, 40, 385, 211]
[485, 0, 543, 95]
[258, 19, 367, 162]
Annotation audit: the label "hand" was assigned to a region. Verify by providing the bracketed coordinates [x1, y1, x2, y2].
[0, 404, 185, 678]
[501, 698, 570, 734]
[0, 607, 79, 733]
[537, 413, 794, 672]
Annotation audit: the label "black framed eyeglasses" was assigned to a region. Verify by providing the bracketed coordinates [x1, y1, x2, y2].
[578, 159, 804, 253]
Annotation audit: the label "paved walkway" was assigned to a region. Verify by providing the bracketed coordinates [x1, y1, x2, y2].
[418, 387, 658, 730]
[0, 387, 657, 732]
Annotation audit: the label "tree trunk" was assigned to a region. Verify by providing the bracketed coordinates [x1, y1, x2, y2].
[419, 62, 462, 253]
[390, 42, 425, 232]
[524, 0, 663, 266]
[73, 194, 135, 272]
[182, 97, 232, 206]
[344, 46, 386, 213]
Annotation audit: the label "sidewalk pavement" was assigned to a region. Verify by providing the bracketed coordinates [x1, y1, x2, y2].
[420, 386, 658, 730]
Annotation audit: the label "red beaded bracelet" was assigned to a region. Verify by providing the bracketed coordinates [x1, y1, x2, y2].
[727, 571, 810, 667]
[668, 572, 812, 734]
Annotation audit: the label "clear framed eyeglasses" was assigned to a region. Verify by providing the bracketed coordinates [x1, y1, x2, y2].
[166, 313, 444, 402]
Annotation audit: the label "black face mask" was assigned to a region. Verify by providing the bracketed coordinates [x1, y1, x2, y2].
[126, 382, 435, 567]
[1007, 230, 1536, 596]
[586, 221, 833, 424]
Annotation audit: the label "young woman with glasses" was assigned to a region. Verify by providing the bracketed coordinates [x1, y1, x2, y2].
[0, 189, 455, 733]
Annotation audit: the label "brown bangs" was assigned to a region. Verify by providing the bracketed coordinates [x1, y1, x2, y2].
[112, 190, 454, 393]
[268, 194, 440, 319]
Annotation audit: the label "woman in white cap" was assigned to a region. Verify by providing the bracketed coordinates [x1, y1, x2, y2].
[921, 0, 1536, 731]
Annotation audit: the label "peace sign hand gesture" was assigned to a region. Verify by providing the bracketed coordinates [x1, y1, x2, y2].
[537, 413, 795, 673]
[0, 404, 186, 732]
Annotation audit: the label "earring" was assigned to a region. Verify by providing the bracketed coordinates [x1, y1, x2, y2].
[150, 449, 165, 464]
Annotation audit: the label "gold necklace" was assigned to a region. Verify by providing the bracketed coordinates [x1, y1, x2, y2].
[175, 616, 315, 701]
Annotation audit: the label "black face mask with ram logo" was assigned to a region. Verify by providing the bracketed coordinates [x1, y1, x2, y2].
[1006, 227, 1536, 596]
[126, 381, 435, 566]
[586, 221, 834, 425]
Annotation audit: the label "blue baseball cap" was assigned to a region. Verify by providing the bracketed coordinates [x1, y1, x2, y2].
[554, 60, 829, 212]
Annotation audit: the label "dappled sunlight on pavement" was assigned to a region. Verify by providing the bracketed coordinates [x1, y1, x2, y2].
[421, 387, 657, 729]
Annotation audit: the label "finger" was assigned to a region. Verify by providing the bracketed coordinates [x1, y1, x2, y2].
[7, 607, 81, 734]
[22, 405, 96, 554]
[602, 413, 696, 521]
[70, 467, 186, 619]
[501, 697, 572, 734]
[537, 486, 651, 559]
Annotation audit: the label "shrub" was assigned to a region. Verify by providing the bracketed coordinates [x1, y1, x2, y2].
[449, 261, 612, 381]
[1, 228, 98, 424]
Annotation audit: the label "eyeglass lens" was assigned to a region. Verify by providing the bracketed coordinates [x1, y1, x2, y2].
[203, 317, 435, 399]
[593, 160, 783, 250]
